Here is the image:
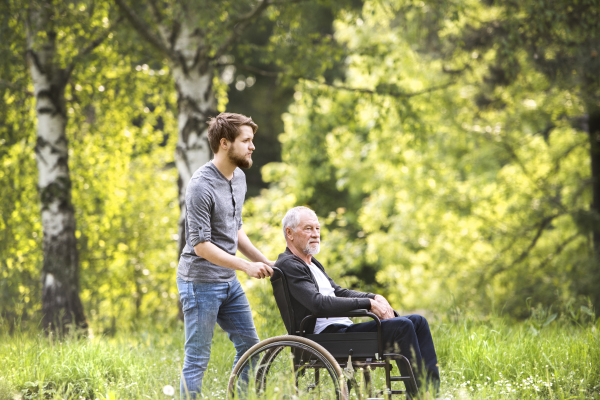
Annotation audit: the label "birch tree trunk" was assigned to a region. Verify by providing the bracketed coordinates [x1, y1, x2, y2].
[114, 0, 271, 257]
[171, 25, 216, 255]
[27, 4, 87, 332]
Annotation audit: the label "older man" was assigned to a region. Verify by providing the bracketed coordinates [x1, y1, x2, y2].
[274, 206, 440, 395]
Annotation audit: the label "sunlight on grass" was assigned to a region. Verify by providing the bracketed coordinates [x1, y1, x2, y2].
[0, 316, 598, 399]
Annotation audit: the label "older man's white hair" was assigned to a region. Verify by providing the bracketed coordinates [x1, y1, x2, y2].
[282, 206, 317, 240]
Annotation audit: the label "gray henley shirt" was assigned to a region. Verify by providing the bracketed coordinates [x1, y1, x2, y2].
[177, 161, 246, 282]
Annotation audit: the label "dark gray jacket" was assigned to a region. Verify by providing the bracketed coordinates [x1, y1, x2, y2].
[275, 248, 375, 334]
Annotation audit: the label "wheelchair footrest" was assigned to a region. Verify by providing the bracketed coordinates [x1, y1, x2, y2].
[383, 353, 419, 396]
[390, 376, 413, 382]
[375, 389, 407, 396]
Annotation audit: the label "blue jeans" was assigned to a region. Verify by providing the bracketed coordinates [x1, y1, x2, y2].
[177, 277, 260, 399]
[323, 315, 439, 395]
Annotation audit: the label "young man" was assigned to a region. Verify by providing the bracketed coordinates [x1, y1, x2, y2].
[275, 206, 440, 396]
[177, 113, 274, 399]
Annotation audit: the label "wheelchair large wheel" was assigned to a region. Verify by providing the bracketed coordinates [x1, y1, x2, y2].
[228, 335, 348, 400]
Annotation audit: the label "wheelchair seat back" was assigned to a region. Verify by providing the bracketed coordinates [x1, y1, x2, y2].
[271, 267, 380, 360]
[270, 267, 297, 335]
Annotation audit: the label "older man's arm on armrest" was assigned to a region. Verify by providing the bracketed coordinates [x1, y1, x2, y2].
[279, 258, 372, 317]
[326, 271, 394, 319]
[334, 286, 376, 299]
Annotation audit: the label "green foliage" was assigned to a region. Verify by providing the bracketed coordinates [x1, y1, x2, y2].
[0, 0, 597, 343]
[0, 0, 42, 328]
[0, 137, 41, 330]
[244, 0, 595, 317]
[0, 0, 182, 331]
[68, 60, 181, 331]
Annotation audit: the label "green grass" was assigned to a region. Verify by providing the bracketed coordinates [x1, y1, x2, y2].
[435, 319, 600, 399]
[1, 317, 598, 399]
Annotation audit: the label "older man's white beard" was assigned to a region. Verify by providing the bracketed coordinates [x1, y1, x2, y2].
[303, 242, 320, 255]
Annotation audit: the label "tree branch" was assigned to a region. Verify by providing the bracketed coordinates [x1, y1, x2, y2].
[299, 76, 456, 99]
[302, 77, 380, 95]
[535, 233, 580, 271]
[269, 0, 312, 5]
[552, 140, 586, 174]
[234, 64, 279, 77]
[442, 65, 470, 75]
[483, 213, 565, 284]
[232, 64, 456, 99]
[510, 214, 558, 267]
[213, 0, 272, 61]
[113, 0, 176, 60]
[484, 131, 567, 213]
[65, 16, 124, 79]
[147, 0, 163, 24]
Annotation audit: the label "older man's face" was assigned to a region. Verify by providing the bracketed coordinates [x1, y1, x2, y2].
[291, 211, 321, 255]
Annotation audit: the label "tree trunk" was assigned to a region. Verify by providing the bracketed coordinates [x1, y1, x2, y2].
[589, 106, 600, 258]
[113, 0, 267, 262]
[27, 5, 87, 332]
[587, 104, 600, 313]
[170, 24, 216, 258]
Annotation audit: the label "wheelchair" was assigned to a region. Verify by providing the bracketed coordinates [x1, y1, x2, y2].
[227, 267, 419, 399]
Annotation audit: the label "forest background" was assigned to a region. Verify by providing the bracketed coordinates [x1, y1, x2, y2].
[1, 0, 600, 397]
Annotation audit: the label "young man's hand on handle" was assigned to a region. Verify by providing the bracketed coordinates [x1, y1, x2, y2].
[237, 229, 274, 278]
[244, 261, 273, 279]
[194, 240, 273, 279]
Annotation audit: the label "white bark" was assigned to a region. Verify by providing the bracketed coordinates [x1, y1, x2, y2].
[27, 5, 86, 331]
[114, 0, 271, 259]
[169, 22, 216, 254]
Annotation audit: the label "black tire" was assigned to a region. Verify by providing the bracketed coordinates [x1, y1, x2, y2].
[227, 335, 348, 400]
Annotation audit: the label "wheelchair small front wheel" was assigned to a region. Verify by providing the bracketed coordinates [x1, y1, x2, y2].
[227, 335, 348, 399]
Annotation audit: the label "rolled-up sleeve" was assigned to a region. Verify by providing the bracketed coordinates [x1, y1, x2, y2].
[186, 182, 213, 247]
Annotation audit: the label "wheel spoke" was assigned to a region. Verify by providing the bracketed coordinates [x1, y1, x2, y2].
[228, 336, 348, 400]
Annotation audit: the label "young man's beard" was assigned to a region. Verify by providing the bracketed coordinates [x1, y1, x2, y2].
[227, 147, 253, 169]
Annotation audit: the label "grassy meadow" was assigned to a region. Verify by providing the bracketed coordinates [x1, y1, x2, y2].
[1, 313, 598, 400]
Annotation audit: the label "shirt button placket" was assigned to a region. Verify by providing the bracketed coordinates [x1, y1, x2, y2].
[230, 181, 236, 219]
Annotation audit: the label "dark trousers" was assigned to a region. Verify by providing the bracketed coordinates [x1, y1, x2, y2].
[322, 314, 439, 394]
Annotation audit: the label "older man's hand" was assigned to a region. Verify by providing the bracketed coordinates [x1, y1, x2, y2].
[369, 296, 394, 320]
[369, 299, 384, 319]
[371, 295, 395, 320]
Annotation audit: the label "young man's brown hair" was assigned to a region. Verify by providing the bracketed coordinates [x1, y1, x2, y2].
[207, 112, 258, 154]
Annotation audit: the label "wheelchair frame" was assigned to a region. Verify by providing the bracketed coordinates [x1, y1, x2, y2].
[228, 267, 419, 399]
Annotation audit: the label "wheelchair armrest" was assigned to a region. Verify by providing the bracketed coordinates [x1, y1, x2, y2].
[314, 308, 370, 318]
[299, 309, 382, 334]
